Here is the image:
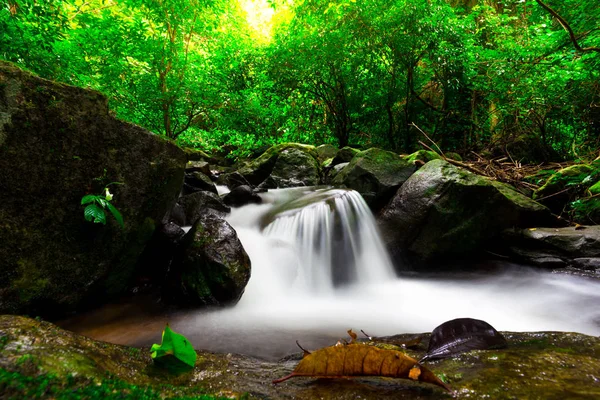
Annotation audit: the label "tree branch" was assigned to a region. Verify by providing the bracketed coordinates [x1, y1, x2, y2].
[534, 0, 600, 53]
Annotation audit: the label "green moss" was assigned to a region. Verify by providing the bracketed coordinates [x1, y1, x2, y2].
[0, 368, 225, 400]
[13, 259, 49, 303]
[403, 149, 441, 165]
[590, 181, 600, 195]
[535, 164, 595, 199]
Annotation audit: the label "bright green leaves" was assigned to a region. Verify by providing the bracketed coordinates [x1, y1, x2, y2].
[81, 185, 124, 228]
[83, 203, 107, 225]
[150, 325, 197, 370]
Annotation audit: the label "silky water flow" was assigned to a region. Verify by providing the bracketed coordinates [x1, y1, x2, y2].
[61, 187, 600, 360]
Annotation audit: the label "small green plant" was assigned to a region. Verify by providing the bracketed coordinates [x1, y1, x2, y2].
[81, 183, 124, 228]
[151, 324, 197, 371]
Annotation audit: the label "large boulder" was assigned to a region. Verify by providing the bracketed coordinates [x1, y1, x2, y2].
[332, 148, 416, 210]
[378, 159, 558, 266]
[238, 143, 320, 187]
[170, 213, 251, 306]
[270, 147, 321, 187]
[0, 62, 186, 316]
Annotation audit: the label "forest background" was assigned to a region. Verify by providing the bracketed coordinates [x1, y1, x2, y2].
[1, 0, 599, 163]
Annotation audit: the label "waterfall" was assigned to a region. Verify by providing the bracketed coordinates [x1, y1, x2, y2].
[261, 188, 395, 293]
[61, 187, 600, 360]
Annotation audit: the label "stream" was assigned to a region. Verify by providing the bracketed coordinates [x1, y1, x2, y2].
[59, 187, 600, 361]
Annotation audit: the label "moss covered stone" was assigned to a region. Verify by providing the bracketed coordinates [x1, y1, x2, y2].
[332, 147, 416, 210]
[0, 61, 186, 317]
[378, 160, 557, 266]
[402, 150, 441, 165]
[238, 143, 318, 187]
[534, 164, 596, 199]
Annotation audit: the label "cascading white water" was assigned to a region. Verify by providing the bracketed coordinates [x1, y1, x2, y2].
[61, 187, 600, 360]
[261, 188, 395, 293]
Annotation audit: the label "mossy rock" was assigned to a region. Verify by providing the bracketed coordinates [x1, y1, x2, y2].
[332, 147, 416, 210]
[445, 152, 463, 162]
[0, 61, 186, 317]
[378, 160, 557, 266]
[402, 150, 441, 165]
[331, 146, 360, 166]
[534, 164, 596, 199]
[182, 147, 216, 163]
[2, 315, 600, 400]
[316, 144, 338, 162]
[271, 147, 321, 188]
[237, 143, 318, 186]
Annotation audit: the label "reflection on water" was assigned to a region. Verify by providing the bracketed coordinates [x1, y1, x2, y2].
[58, 188, 600, 360]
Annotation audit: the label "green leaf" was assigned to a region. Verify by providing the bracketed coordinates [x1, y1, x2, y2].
[84, 204, 107, 225]
[81, 194, 99, 205]
[105, 202, 124, 228]
[95, 198, 109, 209]
[151, 325, 197, 369]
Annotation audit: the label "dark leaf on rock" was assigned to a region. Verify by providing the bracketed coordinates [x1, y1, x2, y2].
[420, 318, 507, 362]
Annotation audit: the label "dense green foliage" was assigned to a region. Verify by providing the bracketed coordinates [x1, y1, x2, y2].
[1, 0, 598, 161]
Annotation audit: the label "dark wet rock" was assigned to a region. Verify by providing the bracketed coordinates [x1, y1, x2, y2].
[216, 171, 251, 189]
[378, 160, 558, 266]
[573, 257, 600, 269]
[185, 160, 213, 177]
[256, 175, 278, 191]
[332, 148, 416, 210]
[238, 143, 318, 186]
[171, 213, 251, 306]
[271, 147, 321, 188]
[0, 61, 186, 317]
[182, 171, 217, 195]
[223, 185, 262, 208]
[502, 226, 600, 269]
[2, 315, 600, 400]
[134, 222, 186, 286]
[164, 202, 186, 226]
[176, 191, 230, 225]
[331, 146, 360, 166]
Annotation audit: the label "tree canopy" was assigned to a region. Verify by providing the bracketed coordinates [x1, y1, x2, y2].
[1, 0, 599, 161]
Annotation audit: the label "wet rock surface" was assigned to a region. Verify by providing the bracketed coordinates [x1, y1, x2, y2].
[1, 315, 599, 400]
[332, 147, 415, 210]
[378, 160, 558, 267]
[0, 61, 186, 317]
[238, 143, 319, 187]
[168, 212, 251, 306]
[502, 226, 600, 274]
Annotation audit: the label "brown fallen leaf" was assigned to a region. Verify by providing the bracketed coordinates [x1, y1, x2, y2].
[273, 342, 451, 391]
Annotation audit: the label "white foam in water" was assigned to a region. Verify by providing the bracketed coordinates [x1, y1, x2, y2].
[170, 188, 600, 358]
[64, 187, 600, 359]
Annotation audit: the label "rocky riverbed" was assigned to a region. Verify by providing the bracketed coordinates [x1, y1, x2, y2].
[1, 315, 599, 399]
